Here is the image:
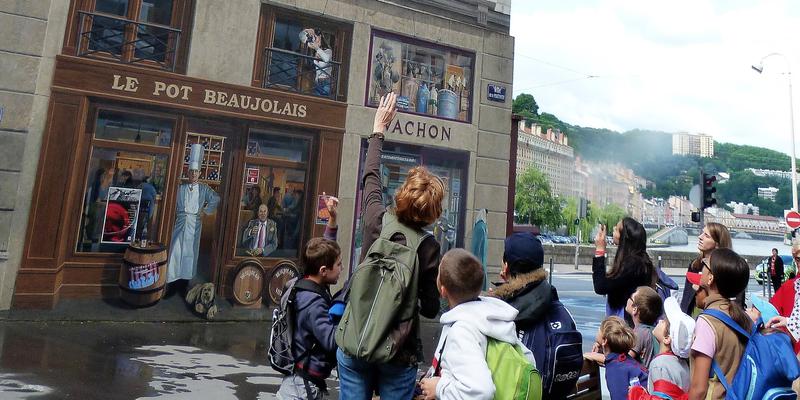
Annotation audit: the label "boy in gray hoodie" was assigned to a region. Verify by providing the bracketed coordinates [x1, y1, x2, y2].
[419, 249, 536, 400]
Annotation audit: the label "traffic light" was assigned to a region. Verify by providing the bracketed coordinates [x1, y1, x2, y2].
[586, 200, 592, 220]
[579, 198, 587, 219]
[702, 173, 717, 209]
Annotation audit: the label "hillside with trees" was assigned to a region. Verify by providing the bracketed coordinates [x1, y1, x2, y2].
[513, 93, 797, 217]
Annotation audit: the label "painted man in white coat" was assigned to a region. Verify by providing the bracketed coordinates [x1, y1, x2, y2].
[167, 144, 220, 285]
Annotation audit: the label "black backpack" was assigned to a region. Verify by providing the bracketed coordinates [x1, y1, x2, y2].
[519, 298, 583, 399]
[268, 278, 329, 375]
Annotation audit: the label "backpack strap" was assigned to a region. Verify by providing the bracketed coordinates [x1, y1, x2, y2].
[710, 360, 732, 393]
[700, 310, 745, 394]
[293, 278, 332, 304]
[380, 212, 430, 252]
[433, 336, 448, 377]
[701, 309, 750, 339]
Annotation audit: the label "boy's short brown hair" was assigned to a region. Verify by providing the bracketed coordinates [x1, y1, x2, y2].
[301, 238, 340, 276]
[632, 286, 663, 325]
[438, 249, 484, 304]
[394, 166, 444, 228]
[601, 316, 636, 354]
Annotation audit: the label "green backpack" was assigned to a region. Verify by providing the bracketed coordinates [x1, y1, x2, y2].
[486, 338, 543, 400]
[335, 212, 428, 363]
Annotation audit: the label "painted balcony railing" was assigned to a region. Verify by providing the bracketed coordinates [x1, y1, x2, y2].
[76, 11, 181, 72]
[261, 47, 342, 100]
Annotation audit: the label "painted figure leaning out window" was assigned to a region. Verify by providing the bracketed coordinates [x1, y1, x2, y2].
[301, 28, 333, 97]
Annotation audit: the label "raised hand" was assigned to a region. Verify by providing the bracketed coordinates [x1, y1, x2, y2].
[594, 224, 607, 251]
[323, 192, 339, 227]
[373, 92, 397, 134]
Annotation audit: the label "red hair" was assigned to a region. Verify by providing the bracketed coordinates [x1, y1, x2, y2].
[394, 166, 444, 228]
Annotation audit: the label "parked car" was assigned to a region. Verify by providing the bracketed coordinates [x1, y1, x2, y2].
[755, 255, 796, 285]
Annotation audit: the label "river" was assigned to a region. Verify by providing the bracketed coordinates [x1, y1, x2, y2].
[659, 235, 792, 256]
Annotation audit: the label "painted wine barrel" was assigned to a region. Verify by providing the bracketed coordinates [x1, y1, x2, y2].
[436, 89, 458, 119]
[118, 244, 167, 307]
[232, 259, 266, 306]
[267, 261, 301, 305]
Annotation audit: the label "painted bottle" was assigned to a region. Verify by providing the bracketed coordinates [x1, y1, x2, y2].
[416, 81, 430, 114]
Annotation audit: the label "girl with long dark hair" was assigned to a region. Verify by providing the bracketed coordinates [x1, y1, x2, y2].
[687, 248, 752, 400]
[593, 217, 658, 320]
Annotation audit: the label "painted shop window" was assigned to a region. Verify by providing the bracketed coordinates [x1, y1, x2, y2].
[349, 140, 469, 270]
[236, 131, 312, 259]
[76, 148, 169, 253]
[95, 109, 173, 146]
[76, 108, 174, 253]
[255, 6, 352, 100]
[367, 30, 475, 123]
[71, 0, 192, 71]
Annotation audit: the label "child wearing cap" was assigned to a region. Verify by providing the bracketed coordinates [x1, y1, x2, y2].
[648, 297, 694, 394]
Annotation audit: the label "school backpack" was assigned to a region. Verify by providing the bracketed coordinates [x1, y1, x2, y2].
[435, 334, 543, 400]
[655, 268, 678, 302]
[268, 277, 329, 375]
[701, 309, 800, 400]
[334, 212, 428, 363]
[518, 298, 582, 399]
[627, 380, 687, 400]
[487, 338, 543, 400]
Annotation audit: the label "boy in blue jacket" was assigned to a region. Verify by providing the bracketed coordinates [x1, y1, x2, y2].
[277, 197, 341, 400]
[592, 316, 648, 399]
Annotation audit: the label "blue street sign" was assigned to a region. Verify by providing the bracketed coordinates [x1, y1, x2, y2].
[487, 84, 506, 102]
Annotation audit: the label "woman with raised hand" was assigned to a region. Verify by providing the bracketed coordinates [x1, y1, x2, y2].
[336, 92, 445, 400]
[592, 217, 658, 321]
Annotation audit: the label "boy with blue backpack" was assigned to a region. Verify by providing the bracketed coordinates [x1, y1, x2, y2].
[490, 232, 583, 399]
[419, 249, 540, 400]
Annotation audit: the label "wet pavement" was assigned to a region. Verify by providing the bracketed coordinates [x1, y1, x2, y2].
[0, 320, 445, 399]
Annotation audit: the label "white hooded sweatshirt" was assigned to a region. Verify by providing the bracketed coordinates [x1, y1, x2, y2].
[431, 296, 536, 400]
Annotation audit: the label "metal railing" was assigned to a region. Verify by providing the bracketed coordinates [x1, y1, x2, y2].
[262, 47, 342, 100]
[76, 11, 181, 71]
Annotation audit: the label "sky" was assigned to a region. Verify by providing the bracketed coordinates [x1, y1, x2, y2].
[510, 0, 800, 156]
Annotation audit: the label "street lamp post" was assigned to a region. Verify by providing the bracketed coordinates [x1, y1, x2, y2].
[753, 53, 799, 211]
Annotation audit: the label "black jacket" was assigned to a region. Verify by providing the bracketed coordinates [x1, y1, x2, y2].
[491, 269, 554, 329]
[592, 254, 654, 311]
[771, 255, 785, 280]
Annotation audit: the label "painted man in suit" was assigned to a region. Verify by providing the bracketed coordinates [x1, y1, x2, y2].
[242, 204, 278, 257]
[167, 144, 220, 285]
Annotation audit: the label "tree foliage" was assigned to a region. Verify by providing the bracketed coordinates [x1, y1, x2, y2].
[512, 93, 539, 126]
[515, 167, 563, 229]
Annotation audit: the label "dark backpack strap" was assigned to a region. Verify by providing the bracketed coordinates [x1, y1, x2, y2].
[434, 337, 448, 377]
[293, 278, 332, 304]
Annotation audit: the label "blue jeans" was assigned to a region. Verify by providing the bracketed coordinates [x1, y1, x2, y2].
[336, 348, 418, 400]
[314, 79, 331, 97]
